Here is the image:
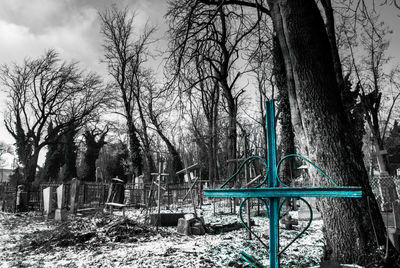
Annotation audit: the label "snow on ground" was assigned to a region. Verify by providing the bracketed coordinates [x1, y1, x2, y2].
[0, 203, 324, 268]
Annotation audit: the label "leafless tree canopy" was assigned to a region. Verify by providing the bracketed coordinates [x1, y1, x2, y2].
[1, 50, 109, 182]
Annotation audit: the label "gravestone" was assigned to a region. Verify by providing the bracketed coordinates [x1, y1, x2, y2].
[16, 185, 28, 212]
[43, 186, 53, 219]
[378, 176, 399, 211]
[70, 178, 81, 214]
[176, 214, 205, 235]
[124, 188, 132, 205]
[388, 200, 400, 251]
[106, 177, 125, 204]
[55, 184, 67, 221]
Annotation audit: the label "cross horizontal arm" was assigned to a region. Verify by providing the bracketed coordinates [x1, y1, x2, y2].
[203, 187, 362, 198]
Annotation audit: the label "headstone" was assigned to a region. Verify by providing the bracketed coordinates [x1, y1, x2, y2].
[177, 218, 191, 235]
[16, 185, 28, 212]
[55, 184, 67, 221]
[378, 176, 398, 211]
[70, 178, 81, 214]
[191, 220, 206, 235]
[388, 200, 400, 251]
[397, 168, 400, 177]
[43, 187, 53, 219]
[184, 213, 196, 221]
[124, 189, 132, 205]
[106, 177, 125, 204]
[393, 200, 400, 229]
[280, 214, 298, 230]
[176, 215, 206, 236]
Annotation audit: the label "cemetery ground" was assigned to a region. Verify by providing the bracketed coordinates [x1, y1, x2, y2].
[0, 202, 330, 268]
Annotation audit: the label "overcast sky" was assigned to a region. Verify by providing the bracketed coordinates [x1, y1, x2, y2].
[0, 0, 399, 147]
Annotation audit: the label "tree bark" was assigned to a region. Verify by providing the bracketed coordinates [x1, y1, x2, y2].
[136, 95, 156, 181]
[127, 118, 143, 179]
[273, 36, 295, 185]
[267, 0, 397, 264]
[156, 127, 184, 183]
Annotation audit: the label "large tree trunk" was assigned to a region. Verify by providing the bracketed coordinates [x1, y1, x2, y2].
[127, 118, 143, 179]
[273, 36, 295, 185]
[155, 127, 184, 183]
[267, 0, 397, 264]
[223, 84, 238, 178]
[136, 97, 156, 181]
[25, 150, 40, 184]
[82, 130, 107, 182]
[208, 115, 219, 183]
[61, 128, 77, 182]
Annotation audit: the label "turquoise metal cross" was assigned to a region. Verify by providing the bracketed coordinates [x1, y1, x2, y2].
[203, 100, 362, 268]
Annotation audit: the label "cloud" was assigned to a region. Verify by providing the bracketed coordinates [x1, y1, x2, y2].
[0, 3, 105, 73]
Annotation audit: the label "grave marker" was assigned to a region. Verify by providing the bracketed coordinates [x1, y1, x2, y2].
[55, 184, 67, 221]
[16, 185, 28, 212]
[388, 200, 400, 251]
[203, 100, 362, 268]
[70, 178, 81, 214]
[43, 186, 53, 219]
[393, 200, 400, 229]
[378, 176, 398, 211]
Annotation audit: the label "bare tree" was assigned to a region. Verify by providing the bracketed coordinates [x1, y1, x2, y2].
[167, 1, 259, 176]
[80, 124, 109, 182]
[99, 6, 156, 179]
[1, 50, 108, 184]
[144, 79, 184, 182]
[341, 11, 400, 175]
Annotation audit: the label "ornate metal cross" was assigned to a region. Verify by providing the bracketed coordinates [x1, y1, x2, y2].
[203, 100, 362, 268]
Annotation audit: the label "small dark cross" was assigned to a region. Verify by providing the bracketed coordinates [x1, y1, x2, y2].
[203, 100, 362, 268]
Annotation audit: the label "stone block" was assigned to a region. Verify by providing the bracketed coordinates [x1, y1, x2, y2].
[70, 178, 80, 214]
[388, 227, 400, 252]
[177, 218, 191, 235]
[191, 220, 205, 235]
[280, 215, 298, 230]
[16, 185, 28, 212]
[55, 208, 67, 221]
[184, 213, 196, 221]
[43, 187, 53, 219]
[56, 184, 65, 209]
[393, 200, 400, 229]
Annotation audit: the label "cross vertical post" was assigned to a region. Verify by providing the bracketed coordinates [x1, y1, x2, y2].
[266, 101, 279, 267]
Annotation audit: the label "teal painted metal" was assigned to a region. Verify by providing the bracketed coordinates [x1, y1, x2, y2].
[203, 187, 362, 198]
[202, 100, 362, 268]
[266, 101, 279, 267]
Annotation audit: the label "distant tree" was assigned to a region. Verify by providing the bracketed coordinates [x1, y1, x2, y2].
[59, 124, 79, 182]
[1, 50, 109, 184]
[98, 142, 129, 182]
[80, 125, 108, 182]
[167, 1, 259, 176]
[343, 12, 399, 174]
[40, 122, 64, 182]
